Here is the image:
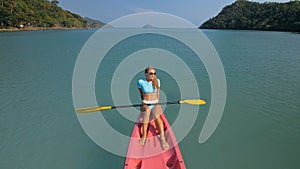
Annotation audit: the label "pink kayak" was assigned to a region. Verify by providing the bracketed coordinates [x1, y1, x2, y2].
[124, 112, 186, 169]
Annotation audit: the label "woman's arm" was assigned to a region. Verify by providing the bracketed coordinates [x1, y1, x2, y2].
[157, 89, 160, 101]
[157, 78, 160, 101]
[138, 88, 144, 100]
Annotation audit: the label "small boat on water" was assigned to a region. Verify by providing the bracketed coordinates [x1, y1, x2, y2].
[124, 112, 186, 169]
[75, 99, 206, 168]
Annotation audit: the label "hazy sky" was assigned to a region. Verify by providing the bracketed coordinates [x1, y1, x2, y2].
[58, 0, 291, 26]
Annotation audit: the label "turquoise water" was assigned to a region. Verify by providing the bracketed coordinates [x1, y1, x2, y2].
[0, 29, 299, 169]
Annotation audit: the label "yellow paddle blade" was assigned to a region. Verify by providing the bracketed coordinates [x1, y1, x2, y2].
[179, 99, 206, 105]
[76, 106, 113, 113]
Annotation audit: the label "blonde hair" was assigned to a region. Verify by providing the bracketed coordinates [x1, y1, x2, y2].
[145, 66, 160, 90]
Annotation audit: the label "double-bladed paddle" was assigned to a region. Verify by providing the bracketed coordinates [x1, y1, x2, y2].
[76, 99, 206, 113]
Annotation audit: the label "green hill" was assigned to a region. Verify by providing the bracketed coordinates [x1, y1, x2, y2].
[0, 0, 89, 30]
[84, 17, 105, 28]
[200, 0, 300, 32]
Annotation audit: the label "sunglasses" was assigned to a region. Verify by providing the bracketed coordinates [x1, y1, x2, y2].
[149, 72, 156, 75]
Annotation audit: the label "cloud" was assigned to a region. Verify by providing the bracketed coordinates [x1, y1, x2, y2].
[133, 7, 156, 13]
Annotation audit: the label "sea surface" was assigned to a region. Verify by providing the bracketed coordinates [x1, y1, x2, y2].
[0, 29, 299, 169]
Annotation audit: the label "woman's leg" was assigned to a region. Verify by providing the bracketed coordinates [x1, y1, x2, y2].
[153, 105, 169, 150]
[140, 105, 150, 145]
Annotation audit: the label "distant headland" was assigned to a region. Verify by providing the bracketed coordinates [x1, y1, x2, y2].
[0, 0, 104, 32]
[200, 0, 300, 32]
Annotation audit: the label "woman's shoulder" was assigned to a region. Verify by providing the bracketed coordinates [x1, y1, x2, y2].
[137, 78, 146, 87]
[157, 78, 161, 87]
[138, 78, 146, 83]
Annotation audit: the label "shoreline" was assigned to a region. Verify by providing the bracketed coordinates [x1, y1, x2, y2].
[200, 28, 300, 33]
[0, 26, 90, 32]
[1, 27, 298, 33]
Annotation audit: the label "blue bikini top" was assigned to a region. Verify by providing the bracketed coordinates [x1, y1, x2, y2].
[137, 78, 160, 94]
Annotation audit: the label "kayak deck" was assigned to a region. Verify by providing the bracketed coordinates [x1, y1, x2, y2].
[124, 113, 186, 169]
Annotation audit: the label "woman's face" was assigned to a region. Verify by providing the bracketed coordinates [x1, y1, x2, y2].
[146, 68, 156, 81]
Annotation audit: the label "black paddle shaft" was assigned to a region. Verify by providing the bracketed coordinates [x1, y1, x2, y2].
[111, 101, 180, 109]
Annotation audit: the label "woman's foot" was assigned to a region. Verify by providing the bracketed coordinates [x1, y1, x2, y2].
[139, 137, 147, 146]
[160, 136, 169, 150]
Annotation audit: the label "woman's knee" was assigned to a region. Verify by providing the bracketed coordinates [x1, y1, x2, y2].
[141, 106, 151, 115]
[152, 106, 162, 119]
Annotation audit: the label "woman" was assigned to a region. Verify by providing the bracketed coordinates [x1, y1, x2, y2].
[137, 66, 169, 150]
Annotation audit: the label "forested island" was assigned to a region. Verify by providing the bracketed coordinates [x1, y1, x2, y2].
[2, 0, 299, 32]
[0, 0, 103, 31]
[200, 0, 300, 32]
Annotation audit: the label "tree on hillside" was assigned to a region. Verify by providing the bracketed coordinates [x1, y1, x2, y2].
[51, 0, 59, 5]
[10, 0, 15, 14]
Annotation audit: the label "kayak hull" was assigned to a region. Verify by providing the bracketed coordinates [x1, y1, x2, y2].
[124, 113, 186, 169]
